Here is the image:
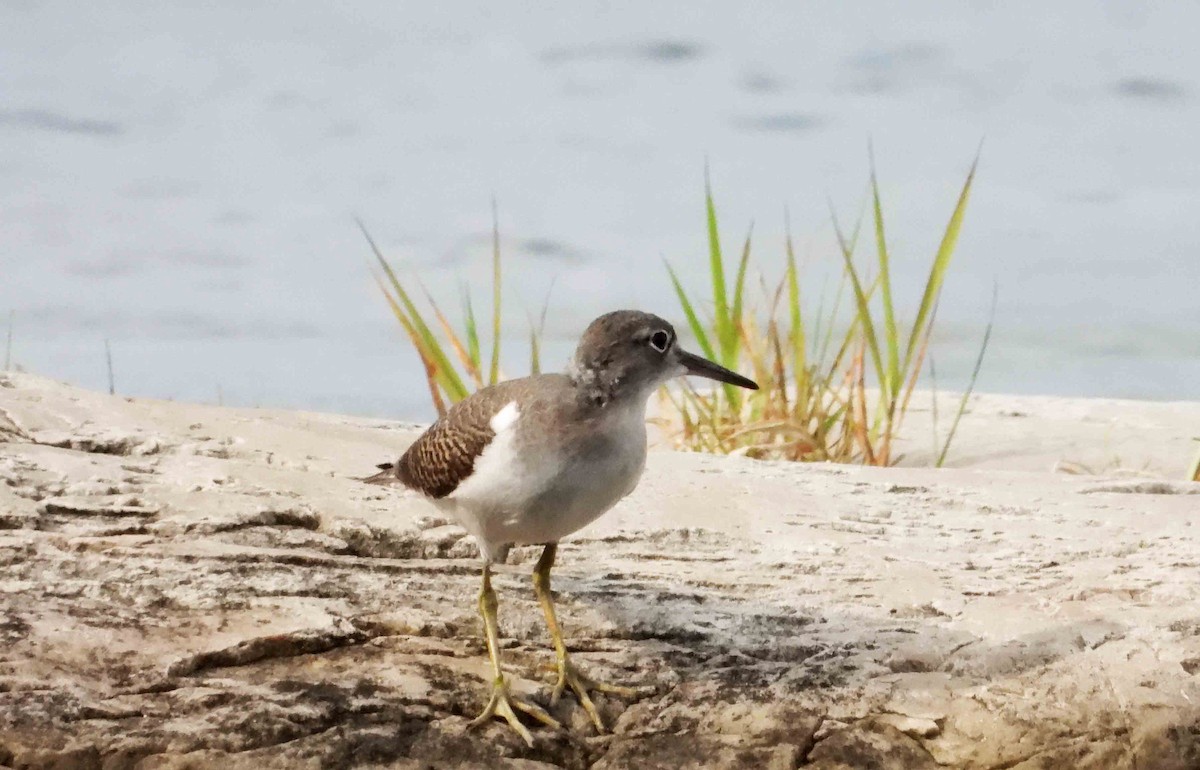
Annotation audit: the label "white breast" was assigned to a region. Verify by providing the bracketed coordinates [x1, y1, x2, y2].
[450, 401, 549, 509]
[443, 399, 647, 559]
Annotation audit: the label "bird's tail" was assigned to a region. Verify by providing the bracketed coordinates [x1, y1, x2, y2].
[359, 462, 403, 485]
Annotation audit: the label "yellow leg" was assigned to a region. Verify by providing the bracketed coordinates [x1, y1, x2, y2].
[468, 563, 561, 746]
[533, 543, 640, 733]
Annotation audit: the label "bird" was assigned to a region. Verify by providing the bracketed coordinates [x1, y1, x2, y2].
[365, 309, 758, 745]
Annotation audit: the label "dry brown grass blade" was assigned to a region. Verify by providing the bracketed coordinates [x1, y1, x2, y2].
[725, 419, 821, 450]
[768, 321, 789, 414]
[420, 354, 448, 417]
[417, 279, 483, 386]
[674, 385, 723, 454]
[373, 274, 449, 417]
[851, 342, 876, 465]
[895, 292, 942, 451]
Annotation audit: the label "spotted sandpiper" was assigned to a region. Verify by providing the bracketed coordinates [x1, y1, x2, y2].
[365, 310, 758, 744]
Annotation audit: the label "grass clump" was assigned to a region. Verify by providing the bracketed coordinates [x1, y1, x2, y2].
[360, 207, 548, 418]
[662, 153, 983, 466]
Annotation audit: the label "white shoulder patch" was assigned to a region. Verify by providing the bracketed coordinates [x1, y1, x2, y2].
[489, 401, 520, 433]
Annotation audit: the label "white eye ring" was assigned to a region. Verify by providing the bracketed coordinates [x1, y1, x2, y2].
[649, 330, 670, 352]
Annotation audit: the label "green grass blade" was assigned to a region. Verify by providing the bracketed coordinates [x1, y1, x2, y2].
[929, 353, 940, 461]
[784, 213, 806, 384]
[665, 260, 717, 361]
[730, 223, 753, 338]
[527, 278, 555, 377]
[870, 151, 901, 402]
[376, 275, 464, 405]
[488, 198, 502, 386]
[831, 205, 885, 399]
[1188, 440, 1200, 482]
[903, 152, 979, 373]
[818, 277, 851, 373]
[724, 223, 753, 409]
[895, 288, 940, 436]
[936, 282, 996, 467]
[372, 273, 450, 414]
[461, 285, 482, 381]
[417, 277, 480, 384]
[816, 199, 866, 368]
[704, 165, 733, 366]
[811, 275, 831, 367]
[920, 293, 945, 462]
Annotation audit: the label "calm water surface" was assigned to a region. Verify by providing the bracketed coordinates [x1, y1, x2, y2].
[2, 2, 1197, 418]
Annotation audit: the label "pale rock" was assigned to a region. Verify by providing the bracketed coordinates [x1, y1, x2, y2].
[0, 372, 1199, 768]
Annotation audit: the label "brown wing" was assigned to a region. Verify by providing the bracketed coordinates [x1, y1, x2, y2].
[379, 378, 549, 499]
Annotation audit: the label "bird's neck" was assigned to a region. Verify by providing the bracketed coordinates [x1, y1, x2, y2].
[567, 361, 654, 410]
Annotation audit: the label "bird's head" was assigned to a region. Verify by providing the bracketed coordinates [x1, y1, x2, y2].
[569, 310, 758, 404]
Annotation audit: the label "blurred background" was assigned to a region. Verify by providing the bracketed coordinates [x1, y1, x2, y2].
[2, 1, 1197, 419]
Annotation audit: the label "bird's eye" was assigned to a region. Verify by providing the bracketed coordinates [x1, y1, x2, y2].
[649, 330, 670, 352]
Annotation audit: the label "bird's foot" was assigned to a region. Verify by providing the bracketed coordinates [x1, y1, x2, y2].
[469, 675, 562, 747]
[551, 656, 647, 733]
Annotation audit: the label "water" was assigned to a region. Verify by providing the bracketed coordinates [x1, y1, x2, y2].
[2, 1, 1198, 420]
